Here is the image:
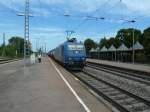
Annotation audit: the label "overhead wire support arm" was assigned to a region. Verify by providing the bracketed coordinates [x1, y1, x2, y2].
[120, 18, 136, 23]
[17, 13, 33, 17]
[85, 16, 105, 21]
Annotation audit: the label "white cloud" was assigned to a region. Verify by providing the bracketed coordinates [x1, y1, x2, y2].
[0, 0, 24, 11]
[122, 0, 150, 16]
[31, 7, 50, 17]
[30, 27, 67, 50]
[31, 27, 65, 33]
[30, 27, 66, 42]
[37, 0, 150, 17]
[1, 0, 150, 17]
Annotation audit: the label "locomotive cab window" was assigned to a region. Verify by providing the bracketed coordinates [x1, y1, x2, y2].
[68, 45, 84, 51]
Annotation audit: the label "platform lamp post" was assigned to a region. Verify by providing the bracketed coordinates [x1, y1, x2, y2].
[44, 42, 47, 54]
[123, 19, 136, 64]
[2, 33, 6, 57]
[120, 32, 124, 62]
[129, 20, 136, 64]
[31, 37, 40, 54]
[98, 48, 100, 59]
[115, 48, 117, 61]
[132, 29, 135, 64]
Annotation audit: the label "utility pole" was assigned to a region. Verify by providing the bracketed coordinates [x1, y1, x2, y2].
[45, 43, 46, 54]
[132, 29, 135, 64]
[24, 0, 30, 58]
[124, 19, 136, 64]
[2, 33, 5, 57]
[36, 39, 38, 52]
[120, 32, 124, 62]
[18, 0, 33, 65]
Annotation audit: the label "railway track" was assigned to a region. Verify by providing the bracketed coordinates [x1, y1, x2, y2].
[72, 71, 150, 112]
[0, 58, 19, 64]
[69, 62, 150, 112]
[86, 62, 150, 85]
[84, 64, 150, 101]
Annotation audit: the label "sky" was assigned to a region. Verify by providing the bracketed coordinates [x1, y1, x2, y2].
[0, 0, 150, 51]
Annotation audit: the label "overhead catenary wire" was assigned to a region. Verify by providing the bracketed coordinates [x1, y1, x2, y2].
[1, 0, 149, 44]
[74, 19, 88, 32]
[93, 0, 137, 38]
[35, 0, 132, 24]
[92, 0, 111, 16]
[98, 19, 137, 39]
[89, 0, 122, 21]
[117, 0, 150, 24]
[65, 0, 128, 35]
[10, 0, 18, 13]
[39, 0, 149, 21]
[37, 0, 68, 17]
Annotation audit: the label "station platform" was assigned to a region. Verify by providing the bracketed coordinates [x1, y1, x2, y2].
[87, 59, 150, 73]
[0, 57, 111, 112]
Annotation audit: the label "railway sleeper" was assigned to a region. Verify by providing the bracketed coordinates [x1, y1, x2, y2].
[124, 102, 150, 112]
[100, 88, 115, 92]
[117, 98, 137, 105]
[111, 94, 129, 100]
[106, 91, 122, 96]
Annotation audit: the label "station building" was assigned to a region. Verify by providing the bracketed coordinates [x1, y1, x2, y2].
[89, 41, 145, 63]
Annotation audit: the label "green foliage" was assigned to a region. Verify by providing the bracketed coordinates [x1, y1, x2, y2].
[84, 38, 97, 53]
[99, 37, 121, 49]
[84, 28, 146, 53]
[97, 28, 142, 50]
[0, 46, 2, 55]
[114, 37, 121, 48]
[83, 27, 150, 63]
[143, 27, 150, 60]
[8, 37, 25, 57]
[0, 36, 32, 58]
[106, 37, 116, 48]
[99, 37, 107, 49]
[116, 28, 142, 48]
[5, 45, 16, 58]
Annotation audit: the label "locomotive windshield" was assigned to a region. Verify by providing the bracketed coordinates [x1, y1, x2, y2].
[68, 45, 84, 51]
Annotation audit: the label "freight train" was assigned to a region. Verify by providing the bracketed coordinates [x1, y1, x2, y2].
[48, 38, 86, 70]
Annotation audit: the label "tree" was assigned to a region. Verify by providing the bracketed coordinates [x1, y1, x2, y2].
[143, 27, 150, 60]
[8, 37, 25, 57]
[114, 37, 121, 48]
[99, 37, 120, 49]
[0, 46, 3, 56]
[99, 37, 107, 49]
[116, 28, 142, 48]
[84, 38, 97, 53]
[106, 37, 116, 48]
[5, 45, 16, 57]
[7, 36, 32, 57]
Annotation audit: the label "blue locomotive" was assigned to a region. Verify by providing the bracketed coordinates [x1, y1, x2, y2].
[48, 38, 86, 70]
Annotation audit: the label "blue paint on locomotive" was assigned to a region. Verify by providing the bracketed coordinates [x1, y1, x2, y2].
[51, 39, 86, 69]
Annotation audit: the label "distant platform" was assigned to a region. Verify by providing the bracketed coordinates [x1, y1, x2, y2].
[87, 59, 150, 74]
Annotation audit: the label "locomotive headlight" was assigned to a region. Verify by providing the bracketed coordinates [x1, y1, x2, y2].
[68, 57, 72, 60]
[82, 58, 85, 60]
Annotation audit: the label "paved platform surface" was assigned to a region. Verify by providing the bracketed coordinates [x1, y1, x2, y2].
[87, 59, 150, 73]
[0, 57, 111, 112]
